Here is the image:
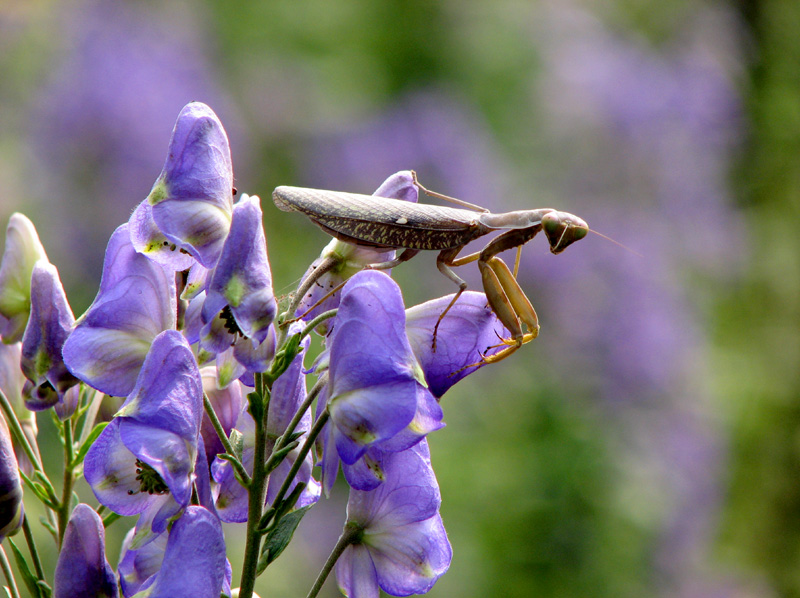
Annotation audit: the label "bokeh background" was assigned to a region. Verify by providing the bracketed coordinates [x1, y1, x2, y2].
[1, 0, 798, 596]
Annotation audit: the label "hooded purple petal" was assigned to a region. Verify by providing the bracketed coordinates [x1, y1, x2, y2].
[326, 271, 422, 465]
[53, 504, 118, 598]
[0, 213, 48, 343]
[131, 506, 227, 598]
[147, 102, 234, 268]
[129, 200, 197, 271]
[63, 224, 176, 397]
[406, 291, 509, 398]
[201, 194, 276, 346]
[20, 261, 78, 410]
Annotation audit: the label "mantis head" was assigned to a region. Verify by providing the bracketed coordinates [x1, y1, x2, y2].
[542, 211, 588, 254]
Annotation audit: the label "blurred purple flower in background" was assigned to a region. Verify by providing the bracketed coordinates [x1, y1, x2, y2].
[529, 4, 745, 594]
[28, 0, 243, 296]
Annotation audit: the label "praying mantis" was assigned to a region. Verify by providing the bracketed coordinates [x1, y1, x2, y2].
[272, 174, 588, 367]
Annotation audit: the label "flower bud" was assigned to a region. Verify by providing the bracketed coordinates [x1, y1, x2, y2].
[0, 214, 48, 343]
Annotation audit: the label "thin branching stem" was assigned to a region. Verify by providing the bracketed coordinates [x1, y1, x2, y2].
[267, 410, 329, 520]
[271, 374, 327, 457]
[237, 380, 270, 598]
[203, 394, 250, 486]
[21, 517, 45, 583]
[306, 522, 361, 598]
[0, 544, 20, 598]
[278, 256, 338, 347]
[57, 421, 75, 547]
[0, 390, 43, 474]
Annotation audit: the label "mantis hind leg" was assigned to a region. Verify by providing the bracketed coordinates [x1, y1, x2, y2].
[452, 256, 539, 373]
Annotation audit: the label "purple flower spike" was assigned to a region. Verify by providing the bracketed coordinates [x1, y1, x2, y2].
[145, 102, 234, 268]
[406, 291, 509, 398]
[336, 440, 451, 597]
[0, 213, 49, 343]
[297, 171, 419, 330]
[63, 224, 176, 397]
[326, 271, 423, 466]
[53, 504, 118, 598]
[20, 261, 78, 410]
[84, 330, 202, 548]
[201, 194, 277, 349]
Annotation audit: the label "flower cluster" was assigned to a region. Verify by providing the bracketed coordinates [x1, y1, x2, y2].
[0, 102, 514, 597]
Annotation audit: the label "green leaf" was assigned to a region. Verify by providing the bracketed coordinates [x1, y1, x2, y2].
[8, 539, 42, 598]
[256, 505, 312, 575]
[19, 472, 57, 510]
[71, 422, 108, 467]
[265, 440, 300, 474]
[36, 581, 52, 598]
[229, 429, 244, 461]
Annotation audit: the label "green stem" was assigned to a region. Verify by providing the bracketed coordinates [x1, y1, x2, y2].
[268, 410, 329, 518]
[299, 309, 338, 340]
[22, 517, 45, 584]
[237, 386, 270, 598]
[0, 390, 43, 474]
[57, 421, 75, 547]
[306, 522, 361, 598]
[278, 256, 338, 347]
[203, 394, 250, 486]
[271, 374, 327, 457]
[0, 544, 20, 598]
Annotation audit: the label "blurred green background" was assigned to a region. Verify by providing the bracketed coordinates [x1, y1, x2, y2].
[1, 0, 799, 596]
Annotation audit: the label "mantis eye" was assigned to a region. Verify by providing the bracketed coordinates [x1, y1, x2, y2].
[542, 211, 588, 254]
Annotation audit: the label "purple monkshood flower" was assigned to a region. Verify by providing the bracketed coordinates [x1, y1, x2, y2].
[213, 324, 320, 521]
[84, 330, 202, 549]
[20, 261, 79, 411]
[0, 414, 23, 541]
[296, 170, 419, 332]
[130, 102, 234, 270]
[319, 270, 439, 494]
[0, 213, 49, 343]
[200, 193, 277, 352]
[53, 504, 118, 598]
[335, 440, 451, 598]
[117, 506, 228, 598]
[406, 291, 510, 398]
[63, 223, 176, 397]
